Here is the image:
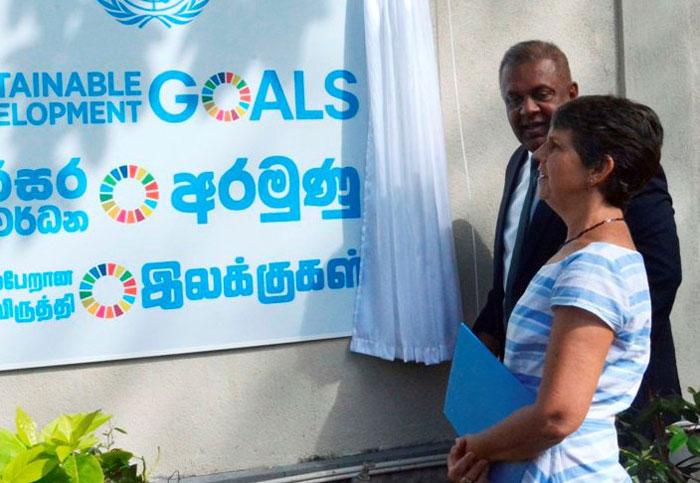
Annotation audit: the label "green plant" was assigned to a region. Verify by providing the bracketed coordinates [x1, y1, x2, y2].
[0, 407, 150, 483]
[619, 387, 700, 482]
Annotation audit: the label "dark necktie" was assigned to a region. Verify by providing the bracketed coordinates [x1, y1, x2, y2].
[503, 156, 539, 328]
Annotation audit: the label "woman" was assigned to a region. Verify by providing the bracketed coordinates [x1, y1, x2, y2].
[448, 95, 663, 482]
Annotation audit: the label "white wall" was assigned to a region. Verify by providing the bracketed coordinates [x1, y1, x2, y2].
[621, 0, 700, 396]
[436, 0, 619, 326]
[0, 1, 696, 478]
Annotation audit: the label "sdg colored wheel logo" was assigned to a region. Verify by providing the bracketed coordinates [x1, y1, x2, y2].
[80, 263, 137, 319]
[100, 165, 159, 224]
[201, 72, 251, 122]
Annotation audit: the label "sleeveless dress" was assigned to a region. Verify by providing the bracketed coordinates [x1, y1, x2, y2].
[504, 242, 651, 482]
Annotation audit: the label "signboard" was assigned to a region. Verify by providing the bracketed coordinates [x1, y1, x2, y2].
[0, 0, 367, 370]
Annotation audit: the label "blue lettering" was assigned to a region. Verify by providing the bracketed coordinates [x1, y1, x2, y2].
[64, 72, 87, 97]
[27, 102, 47, 125]
[0, 103, 9, 126]
[171, 172, 216, 224]
[185, 267, 222, 300]
[0, 160, 12, 201]
[257, 262, 295, 304]
[124, 71, 141, 96]
[15, 300, 35, 323]
[327, 249, 361, 289]
[0, 72, 10, 97]
[35, 295, 53, 321]
[324, 70, 359, 120]
[106, 72, 125, 96]
[218, 158, 256, 211]
[0, 208, 11, 236]
[296, 259, 324, 291]
[49, 102, 67, 124]
[142, 261, 184, 310]
[249, 70, 293, 121]
[223, 257, 254, 297]
[258, 155, 300, 223]
[14, 206, 37, 236]
[54, 293, 75, 320]
[11, 103, 27, 126]
[56, 157, 87, 199]
[0, 299, 12, 320]
[62, 210, 89, 233]
[89, 101, 106, 124]
[87, 71, 107, 96]
[9, 73, 31, 98]
[37, 205, 62, 234]
[294, 71, 323, 120]
[40, 72, 63, 97]
[15, 168, 53, 201]
[149, 70, 198, 123]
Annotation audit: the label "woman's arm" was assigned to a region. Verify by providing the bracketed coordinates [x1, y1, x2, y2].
[464, 306, 615, 461]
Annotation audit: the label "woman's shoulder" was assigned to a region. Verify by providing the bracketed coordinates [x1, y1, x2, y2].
[553, 242, 647, 294]
[550, 242, 649, 332]
[560, 241, 643, 269]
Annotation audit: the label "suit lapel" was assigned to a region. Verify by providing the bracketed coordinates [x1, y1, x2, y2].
[494, 147, 529, 267]
[520, 200, 559, 268]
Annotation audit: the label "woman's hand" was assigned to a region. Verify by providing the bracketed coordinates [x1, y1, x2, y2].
[447, 437, 490, 482]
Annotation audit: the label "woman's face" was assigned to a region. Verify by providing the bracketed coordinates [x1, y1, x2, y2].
[533, 128, 591, 210]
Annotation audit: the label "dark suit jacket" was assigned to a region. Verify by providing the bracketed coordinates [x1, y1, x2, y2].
[472, 146, 683, 406]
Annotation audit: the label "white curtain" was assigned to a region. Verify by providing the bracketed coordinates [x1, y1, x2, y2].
[351, 0, 462, 364]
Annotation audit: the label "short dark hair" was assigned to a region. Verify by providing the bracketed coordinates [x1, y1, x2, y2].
[552, 95, 663, 208]
[499, 40, 572, 86]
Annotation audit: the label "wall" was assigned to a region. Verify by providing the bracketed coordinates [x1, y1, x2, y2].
[620, 0, 700, 396]
[436, 0, 619, 327]
[0, 0, 695, 478]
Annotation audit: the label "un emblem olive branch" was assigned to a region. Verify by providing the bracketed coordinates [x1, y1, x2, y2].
[97, 0, 210, 28]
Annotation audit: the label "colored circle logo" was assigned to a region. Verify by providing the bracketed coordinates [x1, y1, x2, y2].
[100, 165, 159, 224]
[201, 72, 251, 122]
[79, 263, 137, 319]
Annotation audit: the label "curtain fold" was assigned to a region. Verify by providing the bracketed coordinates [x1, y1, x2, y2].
[351, 0, 463, 364]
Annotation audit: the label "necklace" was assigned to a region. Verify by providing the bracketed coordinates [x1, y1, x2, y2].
[561, 217, 625, 247]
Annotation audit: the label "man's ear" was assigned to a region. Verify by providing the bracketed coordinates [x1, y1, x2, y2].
[569, 81, 579, 100]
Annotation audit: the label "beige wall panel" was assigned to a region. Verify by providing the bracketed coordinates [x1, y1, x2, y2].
[435, 0, 618, 322]
[622, 0, 700, 395]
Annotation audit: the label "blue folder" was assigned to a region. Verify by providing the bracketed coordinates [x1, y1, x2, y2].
[443, 323, 536, 482]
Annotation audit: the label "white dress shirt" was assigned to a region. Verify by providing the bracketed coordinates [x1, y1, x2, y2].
[502, 152, 539, 290]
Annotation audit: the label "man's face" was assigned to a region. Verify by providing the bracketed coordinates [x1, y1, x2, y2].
[500, 59, 578, 152]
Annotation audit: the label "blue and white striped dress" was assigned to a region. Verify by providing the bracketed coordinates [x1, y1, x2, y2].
[504, 242, 651, 482]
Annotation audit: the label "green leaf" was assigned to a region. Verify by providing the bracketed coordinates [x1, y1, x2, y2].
[2, 447, 56, 483]
[98, 449, 133, 472]
[63, 455, 78, 482]
[41, 416, 72, 446]
[76, 436, 98, 453]
[668, 426, 688, 453]
[15, 409, 38, 447]
[0, 429, 26, 472]
[687, 434, 700, 456]
[35, 465, 70, 483]
[55, 445, 73, 463]
[68, 412, 111, 447]
[63, 455, 103, 483]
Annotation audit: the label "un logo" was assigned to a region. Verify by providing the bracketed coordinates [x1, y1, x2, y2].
[98, 0, 209, 28]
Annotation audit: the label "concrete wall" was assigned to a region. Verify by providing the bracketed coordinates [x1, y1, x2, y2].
[0, 1, 696, 478]
[435, 0, 619, 324]
[620, 0, 700, 396]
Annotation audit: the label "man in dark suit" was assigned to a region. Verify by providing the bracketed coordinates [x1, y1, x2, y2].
[472, 40, 682, 408]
